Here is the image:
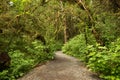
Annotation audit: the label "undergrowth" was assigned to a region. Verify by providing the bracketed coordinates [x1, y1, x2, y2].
[0, 40, 55, 80]
[62, 34, 120, 80]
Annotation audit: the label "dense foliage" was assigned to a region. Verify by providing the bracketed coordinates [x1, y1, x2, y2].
[0, 0, 120, 80]
[62, 34, 88, 60]
[0, 0, 61, 79]
[62, 0, 120, 80]
[87, 40, 120, 79]
[62, 36, 120, 79]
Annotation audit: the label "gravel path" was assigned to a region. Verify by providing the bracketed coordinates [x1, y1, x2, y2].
[18, 51, 101, 80]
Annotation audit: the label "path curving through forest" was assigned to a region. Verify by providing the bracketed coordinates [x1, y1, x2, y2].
[18, 51, 101, 80]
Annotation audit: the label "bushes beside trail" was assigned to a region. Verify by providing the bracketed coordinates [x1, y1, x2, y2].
[62, 34, 120, 80]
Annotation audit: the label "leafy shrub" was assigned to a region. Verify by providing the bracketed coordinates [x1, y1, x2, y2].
[0, 40, 55, 80]
[47, 39, 63, 51]
[62, 33, 120, 80]
[0, 50, 34, 80]
[9, 50, 34, 78]
[87, 40, 120, 80]
[28, 40, 55, 63]
[62, 34, 87, 60]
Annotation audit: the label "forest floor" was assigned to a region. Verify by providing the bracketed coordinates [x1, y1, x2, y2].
[18, 51, 102, 80]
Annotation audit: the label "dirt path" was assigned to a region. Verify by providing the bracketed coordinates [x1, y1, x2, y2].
[18, 51, 101, 80]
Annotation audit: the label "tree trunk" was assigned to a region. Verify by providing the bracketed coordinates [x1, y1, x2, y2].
[77, 0, 104, 45]
[0, 52, 11, 72]
[64, 18, 67, 43]
[60, 1, 68, 43]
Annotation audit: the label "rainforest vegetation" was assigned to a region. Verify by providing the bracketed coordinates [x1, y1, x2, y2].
[0, 0, 120, 80]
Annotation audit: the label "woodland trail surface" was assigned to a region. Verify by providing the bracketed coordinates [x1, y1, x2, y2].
[18, 51, 102, 80]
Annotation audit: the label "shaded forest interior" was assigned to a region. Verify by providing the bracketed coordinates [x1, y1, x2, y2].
[0, 0, 120, 80]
